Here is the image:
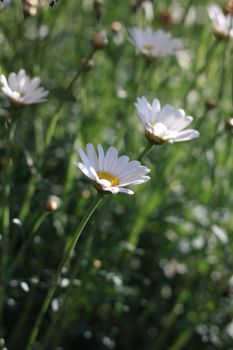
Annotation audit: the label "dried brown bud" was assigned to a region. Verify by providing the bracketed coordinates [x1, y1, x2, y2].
[159, 10, 173, 27]
[44, 195, 61, 211]
[91, 31, 108, 49]
[223, 0, 233, 14]
[111, 21, 123, 32]
[0, 155, 9, 167]
[205, 99, 217, 110]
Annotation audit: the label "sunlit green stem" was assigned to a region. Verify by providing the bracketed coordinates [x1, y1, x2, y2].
[137, 143, 154, 162]
[26, 193, 104, 350]
[18, 175, 36, 222]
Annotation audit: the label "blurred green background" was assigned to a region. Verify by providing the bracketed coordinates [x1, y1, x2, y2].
[0, 0, 233, 349]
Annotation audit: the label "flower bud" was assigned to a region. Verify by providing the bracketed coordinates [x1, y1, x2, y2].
[223, 0, 233, 14]
[0, 154, 9, 166]
[93, 259, 102, 269]
[91, 31, 108, 49]
[22, 0, 46, 17]
[44, 195, 61, 211]
[111, 21, 123, 32]
[225, 117, 233, 132]
[81, 189, 91, 199]
[159, 10, 173, 26]
[205, 99, 217, 110]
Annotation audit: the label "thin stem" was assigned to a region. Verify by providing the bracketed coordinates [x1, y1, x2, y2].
[18, 49, 97, 226]
[44, 48, 96, 151]
[8, 212, 49, 277]
[180, 0, 192, 25]
[167, 329, 193, 350]
[26, 193, 104, 350]
[0, 120, 16, 341]
[137, 143, 154, 162]
[18, 175, 36, 222]
[183, 39, 219, 108]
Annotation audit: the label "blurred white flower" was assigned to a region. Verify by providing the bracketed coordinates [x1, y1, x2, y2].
[0, 0, 11, 8]
[160, 259, 187, 278]
[129, 27, 182, 60]
[135, 96, 200, 144]
[75, 144, 150, 195]
[0, 69, 48, 107]
[226, 321, 233, 339]
[212, 224, 228, 244]
[208, 4, 233, 38]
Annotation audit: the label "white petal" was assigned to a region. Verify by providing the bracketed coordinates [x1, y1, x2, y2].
[75, 162, 96, 181]
[78, 148, 91, 168]
[103, 146, 118, 172]
[78, 148, 98, 180]
[8, 72, 17, 90]
[97, 144, 105, 171]
[118, 187, 134, 195]
[120, 176, 150, 187]
[150, 98, 161, 123]
[113, 155, 129, 175]
[97, 178, 112, 188]
[86, 144, 99, 170]
[151, 122, 168, 136]
[170, 130, 200, 142]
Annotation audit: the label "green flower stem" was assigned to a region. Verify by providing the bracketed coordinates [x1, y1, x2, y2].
[26, 193, 104, 350]
[18, 174, 36, 222]
[62, 116, 81, 199]
[8, 211, 49, 277]
[44, 48, 97, 152]
[167, 329, 193, 350]
[42, 233, 94, 348]
[137, 143, 154, 162]
[183, 39, 219, 108]
[0, 121, 16, 341]
[217, 40, 230, 102]
[211, 42, 231, 196]
[231, 44, 233, 107]
[18, 49, 97, 226]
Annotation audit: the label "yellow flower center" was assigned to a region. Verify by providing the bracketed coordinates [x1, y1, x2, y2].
[97, 172, 120, 186]
[143, 44, 154, 52]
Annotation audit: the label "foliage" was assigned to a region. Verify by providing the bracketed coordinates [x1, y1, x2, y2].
[0, 1, 233, 349]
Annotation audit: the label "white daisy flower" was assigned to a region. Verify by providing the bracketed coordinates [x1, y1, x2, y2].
[208, 4, 233, 38]
[129, 27, 183, 60]
[0, 0, 11, 8]
[0, 69, 48, 107]
[75, 144, 150, 195]
[135, 96, 199, 144]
